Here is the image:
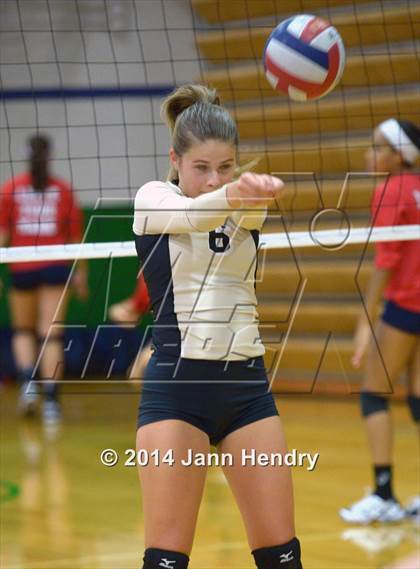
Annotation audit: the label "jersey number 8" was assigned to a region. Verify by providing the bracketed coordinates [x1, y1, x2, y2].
[209, 227, 230, 253]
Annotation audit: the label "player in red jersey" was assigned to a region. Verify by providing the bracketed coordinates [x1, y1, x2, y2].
[340, 120, 420, 524]
[0, 134, 88, 423]
[108, 273, 153, 380]
[108, 273, 151, 324]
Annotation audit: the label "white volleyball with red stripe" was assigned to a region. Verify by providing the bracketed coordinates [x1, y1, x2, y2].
[263, 14, 345, 101]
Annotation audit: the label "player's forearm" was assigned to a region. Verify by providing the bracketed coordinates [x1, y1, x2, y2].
[75, 260, 88, 273]
[134, 175, 281, 235]
[230, 209, 267, 230]
[185, 185, 233, 231]
[133, 183, 233, 235]
[69, 237, 88, 271]
[361, 268, 391, 321]
[0, 230, 9, 248]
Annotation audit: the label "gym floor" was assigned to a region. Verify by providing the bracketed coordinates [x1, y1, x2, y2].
[1, 385, 418, 569]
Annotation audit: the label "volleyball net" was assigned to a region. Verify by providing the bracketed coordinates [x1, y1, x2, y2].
[1, 224, 419, 264]
[1, 0, 419, 387]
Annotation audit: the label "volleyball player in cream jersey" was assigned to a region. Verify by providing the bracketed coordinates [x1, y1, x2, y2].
[133, 85, 303, 568]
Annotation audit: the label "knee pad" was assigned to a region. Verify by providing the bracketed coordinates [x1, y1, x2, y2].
[17, 367, 36, 385]
[407, 395, 420, 422]
[360, 391, 389, 418]
[142, 548, 189, 569]
[252, 537, 302, 569]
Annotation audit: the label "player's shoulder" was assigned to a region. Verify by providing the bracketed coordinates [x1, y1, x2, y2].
[136, 180, 179, 194]
[1, 172, 30, 193]
[382, 172, 419, 191]
[400, 171, 420, 190]
[49, 175, 72, 193]
[138, 179, 167, 191]
[134, 180, 180, 204]
[374, 173, 417, 201]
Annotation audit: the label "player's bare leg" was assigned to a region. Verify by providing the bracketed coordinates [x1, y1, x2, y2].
[364, 321, 417, 464]
[37, 284, 68, 423]
[405, 338, 420, 521]
[219, 416, 295, 548]
[137, 420, 209, 554]
[340, 320, 417, 523]
[9, 288, 38, 415]
[129, 344, 153, 383]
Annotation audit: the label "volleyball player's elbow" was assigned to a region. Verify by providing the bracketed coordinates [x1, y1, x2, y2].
[187, 219, 211, 232]
[132, 215, 149, 236]
[238, 212, 266, 230]
[186, 214, 227, 232]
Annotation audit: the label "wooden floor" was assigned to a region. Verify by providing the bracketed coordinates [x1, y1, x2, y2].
[1, 383, 419, 569]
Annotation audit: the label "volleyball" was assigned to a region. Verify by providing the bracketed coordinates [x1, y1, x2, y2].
[263, 14, 346, 101]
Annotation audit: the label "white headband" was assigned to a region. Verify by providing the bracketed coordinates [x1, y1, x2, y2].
[378, 119, 419, 165]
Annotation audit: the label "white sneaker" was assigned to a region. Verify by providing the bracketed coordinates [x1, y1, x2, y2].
[341, 527, 406, 553]
[42, 400, 61, 425]
[339, 493, 406, 524]
[18, 382, 39, 417]
[405, 496, 420, 523]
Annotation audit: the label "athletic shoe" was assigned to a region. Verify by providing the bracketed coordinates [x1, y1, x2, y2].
[341, 527, 405, 553]
[42, 400, 62, 425]
[18, 382, 39, 417]
[339, 493, 406, 524]
[405, 496, 420, 523]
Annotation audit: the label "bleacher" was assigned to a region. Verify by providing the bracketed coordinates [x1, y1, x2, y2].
[191, 0, 419, 391]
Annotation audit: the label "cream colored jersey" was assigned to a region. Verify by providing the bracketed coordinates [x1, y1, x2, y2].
[133, 181, 266, 360]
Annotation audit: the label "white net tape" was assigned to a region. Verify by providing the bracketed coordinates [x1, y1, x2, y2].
[1, 225, 419, 263]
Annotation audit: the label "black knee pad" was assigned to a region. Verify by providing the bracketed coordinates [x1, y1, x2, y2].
[142, 548, 189, 569]
[17, 367, 36, 385]
[360, 391, 389, 418]
[252, 537, 302, 568]
[407, 395, 420, 422]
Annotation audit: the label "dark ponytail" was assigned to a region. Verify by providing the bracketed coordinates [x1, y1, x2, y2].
[397, 120, 420, 168]
[29, 134, 50, 191]
[398, 120, 420, 150]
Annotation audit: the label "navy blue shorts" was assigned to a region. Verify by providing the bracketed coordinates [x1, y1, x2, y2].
[137, 353, 279, 446]
[382, 300, 420, 335]
[11, 265, 71, 290]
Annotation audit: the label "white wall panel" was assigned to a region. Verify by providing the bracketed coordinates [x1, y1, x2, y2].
[0, 0, 202, 206]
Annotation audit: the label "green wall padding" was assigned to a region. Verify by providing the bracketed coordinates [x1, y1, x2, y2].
[0, 207, 151, 329]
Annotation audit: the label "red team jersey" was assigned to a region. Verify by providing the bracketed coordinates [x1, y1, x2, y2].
[132, 273, 151, 315]
[0, 173, 82, 272]
[371, 172, 420, 313]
